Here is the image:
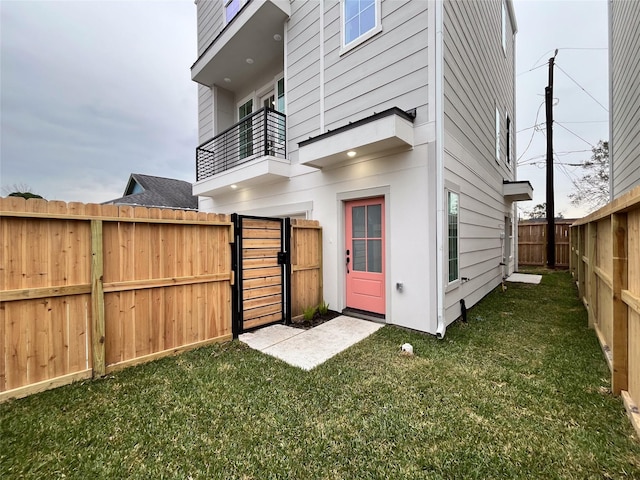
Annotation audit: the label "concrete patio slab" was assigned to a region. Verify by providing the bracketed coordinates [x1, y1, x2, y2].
[506, 273, 542, 284]
[239, 316, 384, 370]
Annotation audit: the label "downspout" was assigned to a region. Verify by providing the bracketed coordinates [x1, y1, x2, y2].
[435, 0, 446, 339]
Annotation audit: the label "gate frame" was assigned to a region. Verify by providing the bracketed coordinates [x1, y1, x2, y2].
[231, 214, 292, 337]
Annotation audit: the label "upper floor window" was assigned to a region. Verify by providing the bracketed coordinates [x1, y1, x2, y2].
[225, 0, 246, 24]
[501, 0, 507, 53]
[495, 107, 501, 163]
[506, 114, 511, 165]
[342, 0, 381, 52]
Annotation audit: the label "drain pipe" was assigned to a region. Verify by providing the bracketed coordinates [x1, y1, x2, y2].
[435, 0, 446, 339]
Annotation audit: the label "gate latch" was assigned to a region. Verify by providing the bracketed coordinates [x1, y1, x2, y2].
[277, 251, 289, 265]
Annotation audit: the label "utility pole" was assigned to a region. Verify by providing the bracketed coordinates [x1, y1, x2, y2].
[546, 50, 558, 269]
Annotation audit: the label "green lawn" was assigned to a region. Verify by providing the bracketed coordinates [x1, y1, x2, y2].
[2, 271, 639, 479]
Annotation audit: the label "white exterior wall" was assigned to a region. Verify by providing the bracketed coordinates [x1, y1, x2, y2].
[610, 0, 640, 198]
[441, 0, 518, 324]
[194, 0, 519, 334]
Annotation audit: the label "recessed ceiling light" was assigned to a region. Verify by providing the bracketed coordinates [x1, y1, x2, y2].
[347, 151, 357, 157]
[224, 77, 231, 83]
[273, 34, 282, 41]
[246, 58, 254, 64]
[230, 184, 238, 189]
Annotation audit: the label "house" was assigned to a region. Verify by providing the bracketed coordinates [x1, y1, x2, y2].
[609, 0, 640, 199]
[105, 173, 198, 210]
[190, 0, 532, 336]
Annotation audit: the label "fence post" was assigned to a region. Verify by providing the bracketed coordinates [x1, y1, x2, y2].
[586, 222, 597, 329]
[91, 219, 106, 377]
[612, 212, 628, 394]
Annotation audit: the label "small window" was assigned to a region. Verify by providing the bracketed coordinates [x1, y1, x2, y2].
[501, 0, 507, 54]
[495, 107, 501, 163]
[447, 191, 460, 283]
[342, 0, 381, 51]
[506, 114, 511, 165]
[225, 0, 246, 24]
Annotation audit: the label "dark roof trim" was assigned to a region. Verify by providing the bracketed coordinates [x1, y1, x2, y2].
[298, 107, 417, 148]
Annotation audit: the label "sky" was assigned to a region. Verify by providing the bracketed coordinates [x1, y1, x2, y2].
[1, 0, 609, 216]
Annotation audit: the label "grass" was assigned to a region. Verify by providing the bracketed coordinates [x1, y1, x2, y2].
[2, 270, 640, 479]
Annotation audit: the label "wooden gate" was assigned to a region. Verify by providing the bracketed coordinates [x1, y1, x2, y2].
[232, 215, 291, 336]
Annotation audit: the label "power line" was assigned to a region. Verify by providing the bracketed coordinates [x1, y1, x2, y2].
[517, 101, 546, 162]
[556, 63, 609, 112]
[554, 122, 596, 148]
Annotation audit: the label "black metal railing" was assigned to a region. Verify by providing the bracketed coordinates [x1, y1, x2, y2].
[196, 108, 286, 181]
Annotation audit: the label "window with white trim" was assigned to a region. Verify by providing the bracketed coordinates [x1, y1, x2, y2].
[225, 0, 246, 24]
[342, 0, 381, 50]
[506, 113, 511, 165]
[447, 191, 460, 283]
[501, 0, 507, 54]
[495, 107, 501, 163]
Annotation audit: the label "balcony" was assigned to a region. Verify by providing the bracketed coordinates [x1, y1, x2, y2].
[191, 0, 290, 93]
[194, 108, 290, 197]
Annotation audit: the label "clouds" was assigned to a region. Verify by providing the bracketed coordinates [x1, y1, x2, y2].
[1, 0, 197, 202]
[1, 0, 609, 215]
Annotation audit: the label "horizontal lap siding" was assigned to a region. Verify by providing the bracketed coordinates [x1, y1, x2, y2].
[611, 0, 640, 197]
[197, 0, 223, 56]
[323, 0, 428, 128]
[287, 1, 321, 150]
[442, 0, 515, 321]
[199, 85, 213, 143]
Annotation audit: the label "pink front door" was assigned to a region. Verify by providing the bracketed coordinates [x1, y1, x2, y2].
[345, 197, 385, 315]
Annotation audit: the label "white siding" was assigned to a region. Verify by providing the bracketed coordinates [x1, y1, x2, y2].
[197, 0, 224, 56]
[286, 0, 322, 151]
[198, 85, 213, 143]
[442, 0, 516, 323]
[610, 0, 640, 198]
[323, 0, 429, 128]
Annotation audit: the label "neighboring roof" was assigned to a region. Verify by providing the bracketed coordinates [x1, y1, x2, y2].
[105, 173, 198, 210]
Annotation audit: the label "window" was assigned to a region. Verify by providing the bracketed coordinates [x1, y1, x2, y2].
[501, 0, 507, 54]
[225, 0, 246, 24]
[506, 114, 511, 165]
[447, 191, 459, 283]
[495, 107, 501, 163]
[342, 0, 381, 51]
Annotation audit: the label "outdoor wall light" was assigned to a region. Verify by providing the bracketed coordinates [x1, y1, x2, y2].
[224, 77, 231, 83]
[273, 34, 282, 41]
[347, 150, 357, 157]
[230, 184, 238, 189]
[246, 58, 254, 64]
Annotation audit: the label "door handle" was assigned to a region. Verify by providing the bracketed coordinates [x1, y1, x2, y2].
[346, 249, 350, 274]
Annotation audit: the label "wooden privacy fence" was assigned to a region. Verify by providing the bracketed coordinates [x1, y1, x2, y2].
[290, 219, 323, 319]
[518, 220, 573, 268]
[0, 198, 323, 401]
[570, 185, 640, 434]
[0, 197, 233, 401]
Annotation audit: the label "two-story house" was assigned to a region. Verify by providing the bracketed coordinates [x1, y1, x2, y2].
[190, 0, 531, 337]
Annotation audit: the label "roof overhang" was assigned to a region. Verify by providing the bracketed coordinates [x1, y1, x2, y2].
[503, 180, 533, 201]
[191, 0, 290, 92]
[193, 156, 290, 197]
[298, 108, 415, 169]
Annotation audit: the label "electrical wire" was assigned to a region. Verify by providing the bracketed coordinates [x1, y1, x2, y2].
[517, 101, 546, 162]
[556, 63, 609, 112]
[554, 122, 596, 148]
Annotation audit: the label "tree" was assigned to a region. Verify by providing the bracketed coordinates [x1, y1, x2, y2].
[8, 192, 44, 200]
[1, 183, 44, 200]
[522, 203, 564, 220]
[568, 140, 609, 212]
